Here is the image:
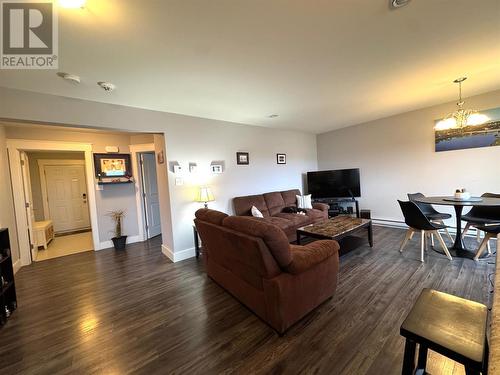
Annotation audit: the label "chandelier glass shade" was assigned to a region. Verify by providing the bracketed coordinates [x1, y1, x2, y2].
[435, 77, 489, 131]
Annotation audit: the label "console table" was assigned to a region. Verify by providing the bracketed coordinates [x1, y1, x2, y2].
[314, 198, 360, 218]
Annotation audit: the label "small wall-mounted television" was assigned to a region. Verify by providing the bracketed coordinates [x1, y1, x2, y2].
[93, 153, 132, 178]
[307, 168, 361, 199]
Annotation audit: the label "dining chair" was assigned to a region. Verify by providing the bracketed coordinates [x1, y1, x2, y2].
[407, 193, 454, 243]
[398, 200, 453, 262]
[462, 192, 500, 254]
[473, 224, 500, 261]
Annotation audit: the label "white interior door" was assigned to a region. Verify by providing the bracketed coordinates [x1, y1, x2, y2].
[44, 165, 90, 233]
[20, 152, 36, 260]
[141, 153, 161, 238]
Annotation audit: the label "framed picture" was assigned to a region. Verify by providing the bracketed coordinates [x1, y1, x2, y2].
[211, 164, 223, 174]
[93, 153, 132, 178]
[435, 106, 500, 152]
[277, 153, 286, 164]
[236, 152, 249, 165]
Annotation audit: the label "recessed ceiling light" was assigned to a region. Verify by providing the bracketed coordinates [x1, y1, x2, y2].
[59, 0, 86, 9]
[268, 114, 279, 118]
[57, 72, 81, 84]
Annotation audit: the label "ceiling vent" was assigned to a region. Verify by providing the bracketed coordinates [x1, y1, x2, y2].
[390, 0, 411, 8]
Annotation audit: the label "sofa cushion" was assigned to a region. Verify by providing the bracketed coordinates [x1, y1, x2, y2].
[274, 212, 312, 227]
[195, 208, 229, 225]
[233, 194, 270, 217]
[281, 189, 301, 207]
[264, 192, 286, 216]
[305, 208, 327, 221]
[286, 240, 339, 274]
[251, 206, 264, 218]
[261, 216, 295, 231]
[223, 216, 292, 268]
[296, 194, 313, 209]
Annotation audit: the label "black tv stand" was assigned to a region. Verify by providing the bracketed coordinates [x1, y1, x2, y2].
[314, 198, 360, 218]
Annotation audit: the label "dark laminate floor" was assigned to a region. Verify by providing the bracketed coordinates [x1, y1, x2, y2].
[0, 227, 495, 375]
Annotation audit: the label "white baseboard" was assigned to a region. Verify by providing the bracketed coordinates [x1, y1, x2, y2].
[96, 235, 141, 251]
[13, 259, 21, 274]
[372, 218, 406, 229]
[373, 218, 481, 237]
[161, 244, 196, 263]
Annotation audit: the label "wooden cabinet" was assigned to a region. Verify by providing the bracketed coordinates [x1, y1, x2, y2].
[34, 220, 54, 250]
[0, 228, 17, 326]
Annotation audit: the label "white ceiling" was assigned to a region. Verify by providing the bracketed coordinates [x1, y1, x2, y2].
[0, 0, 499, 134]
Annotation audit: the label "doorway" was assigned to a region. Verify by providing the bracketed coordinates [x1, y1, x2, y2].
[13, 148, 96, 263]
[130, 144, 162, 241]
[139, 152, 162, 239]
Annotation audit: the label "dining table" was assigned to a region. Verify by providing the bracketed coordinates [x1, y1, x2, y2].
[414, 196, 500, 259]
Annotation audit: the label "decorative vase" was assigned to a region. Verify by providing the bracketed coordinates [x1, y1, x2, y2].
[112, 235, 127, 250]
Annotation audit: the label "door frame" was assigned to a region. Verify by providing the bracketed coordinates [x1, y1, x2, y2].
[7, 139, 100, 267]
[38, 159, 87, 223]
[130, 143, 156, 241]
[19, 152, 36, 261]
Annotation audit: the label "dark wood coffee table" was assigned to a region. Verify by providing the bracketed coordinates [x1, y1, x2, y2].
[296, 216, 373, 247]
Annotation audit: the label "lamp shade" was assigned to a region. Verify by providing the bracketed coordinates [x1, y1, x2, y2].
[195, 186, 215, 203]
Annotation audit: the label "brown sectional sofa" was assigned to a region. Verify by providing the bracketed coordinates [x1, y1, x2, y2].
[233, 189, 329, 242]
[194, 208, 340, 334]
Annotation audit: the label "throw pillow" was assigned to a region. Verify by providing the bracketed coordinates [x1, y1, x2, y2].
[251, 206, 264, 218]
[296, 194, 313, 209]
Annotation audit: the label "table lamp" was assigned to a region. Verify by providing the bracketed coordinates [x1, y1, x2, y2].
[195, 186, 215, 208]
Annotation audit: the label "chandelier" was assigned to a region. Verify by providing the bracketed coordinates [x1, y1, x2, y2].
[435, 77, 489, 131]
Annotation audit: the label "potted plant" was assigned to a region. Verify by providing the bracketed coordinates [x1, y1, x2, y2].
[108, 209, 127, 250]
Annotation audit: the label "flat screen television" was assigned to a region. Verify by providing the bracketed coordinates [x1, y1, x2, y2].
[307, 168, 361, 199]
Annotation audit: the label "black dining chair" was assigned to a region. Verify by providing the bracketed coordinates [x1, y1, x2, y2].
[398, 200, 453, 262]
[408, 193, 454, 243]
[473, 224, 500, 261]
[462, 193, 500, 254]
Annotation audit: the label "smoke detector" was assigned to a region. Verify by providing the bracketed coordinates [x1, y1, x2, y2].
[390, 0, 411, 8]
[57, 72, 81, 84]
[97, 81, 116, 92]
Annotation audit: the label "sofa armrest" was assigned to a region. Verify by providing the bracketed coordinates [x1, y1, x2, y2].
[312, 202, 329, 212]
[286, 240, 339, 274]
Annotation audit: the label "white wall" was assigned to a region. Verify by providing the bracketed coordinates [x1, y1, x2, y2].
[0, 126, 20, 267]
[165, 123, 317, 252]
[317, 89, 500, 225]
[0, 87, 318, 258]
[5, 126, 140, 244]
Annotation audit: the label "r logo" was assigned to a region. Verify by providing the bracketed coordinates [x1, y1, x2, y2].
[3, 2, 52, 53]
[1, 1, 58, 69]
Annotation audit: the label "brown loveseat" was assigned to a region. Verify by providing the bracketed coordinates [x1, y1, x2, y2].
[194, 208, 340, 334]
[233, 189, 329, 242]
